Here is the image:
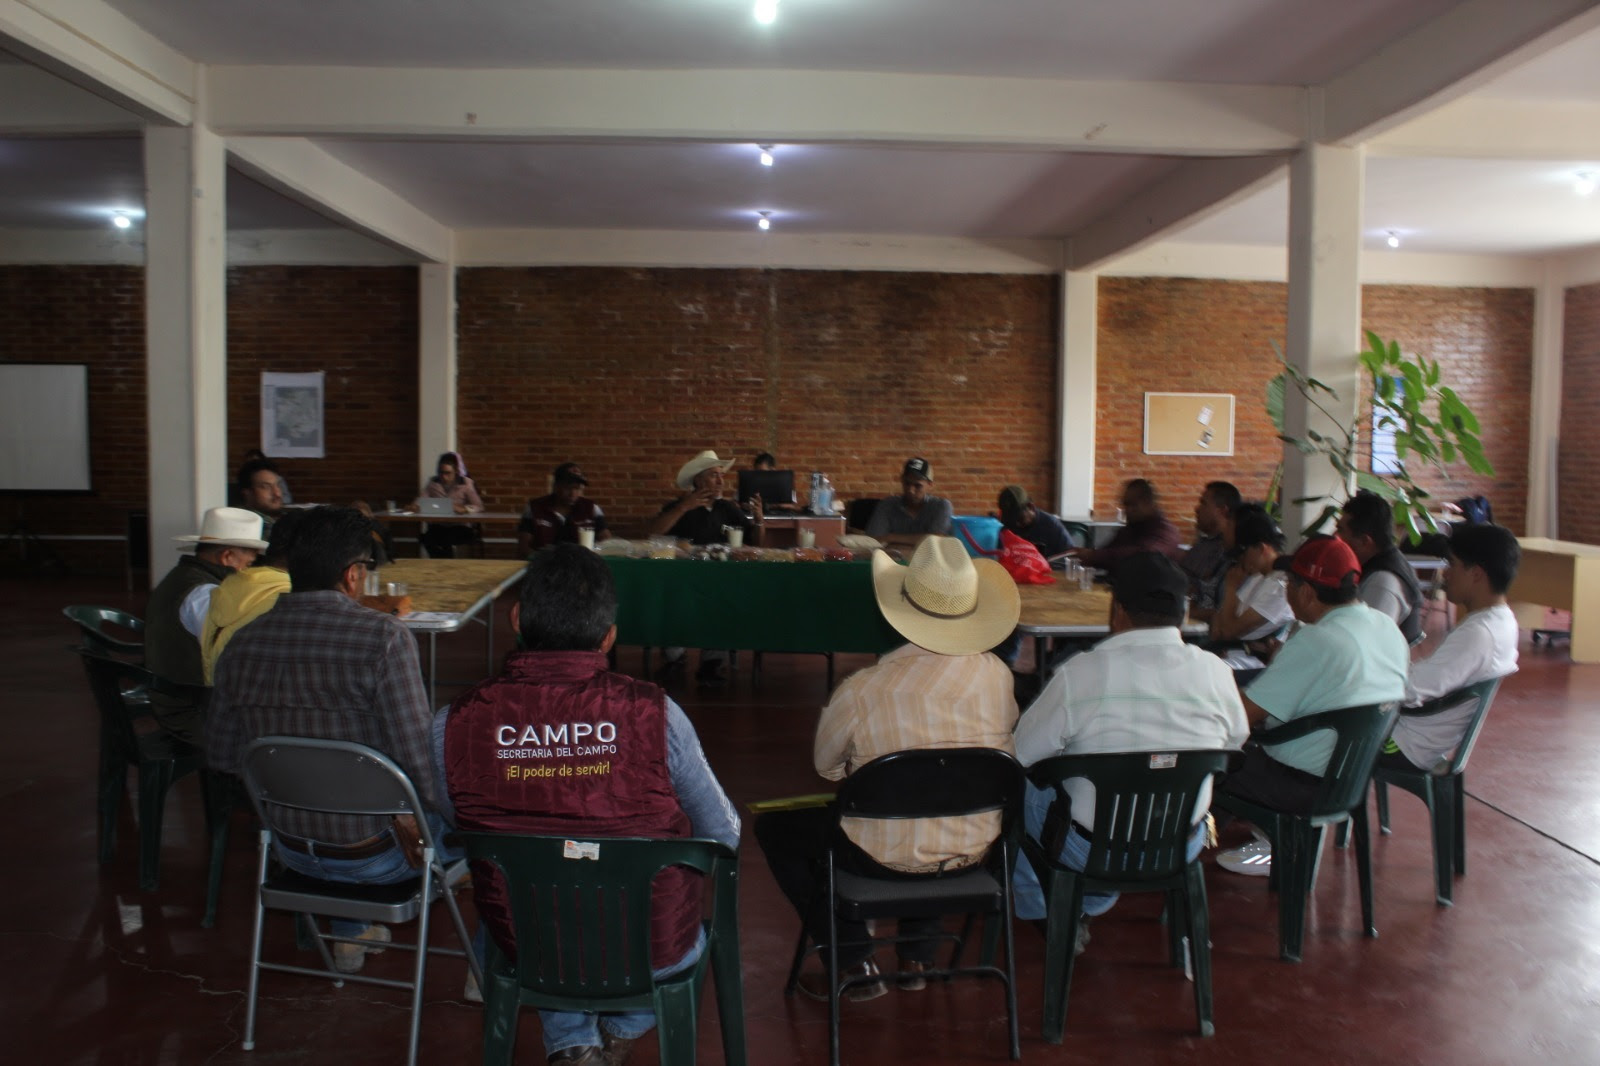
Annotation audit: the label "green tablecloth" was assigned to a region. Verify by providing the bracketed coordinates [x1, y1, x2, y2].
[605, 557, 901, 654]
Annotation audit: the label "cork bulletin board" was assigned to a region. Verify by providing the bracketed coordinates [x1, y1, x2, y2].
[1143, 392, 1235, 456]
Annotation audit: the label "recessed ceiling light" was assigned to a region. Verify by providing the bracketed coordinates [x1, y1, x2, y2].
[1577, 171, 1597, 197]
[1385, 230, 1401, 249]
[757, 211, 771, 231]
[759, 145, 774, 168]
[111, 211, 131, 230]
[754, 0, 779, 26]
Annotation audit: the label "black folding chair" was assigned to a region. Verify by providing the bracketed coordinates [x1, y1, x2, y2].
[782, 748, 1024, 1066]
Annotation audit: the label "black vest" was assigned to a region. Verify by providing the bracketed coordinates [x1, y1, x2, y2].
[145, 554, 233, 744]
[1364, 544, 1425, 644]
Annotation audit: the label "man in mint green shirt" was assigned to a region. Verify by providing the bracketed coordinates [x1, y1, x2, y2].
[1216, 535, 1408, 875]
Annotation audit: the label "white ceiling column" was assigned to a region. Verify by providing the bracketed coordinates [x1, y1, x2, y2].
[144, 122, 229, 581]
[418, 263, 458, 489]
[1057, 270, 1098, 519]
[1281, 142, 1364, 540]
[1527, 264, 1566, 537]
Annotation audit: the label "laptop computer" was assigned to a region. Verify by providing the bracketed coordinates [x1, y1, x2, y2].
[417, 497, 454, 516]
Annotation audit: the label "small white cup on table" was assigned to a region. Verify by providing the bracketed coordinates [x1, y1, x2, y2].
[797, 528, 816, 549]
[725, 526, 745, 549]
[577, 526, 596, 549]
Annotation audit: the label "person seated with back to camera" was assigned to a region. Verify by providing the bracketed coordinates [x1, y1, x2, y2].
[1377, 522, 1520, 774]
[1010, 552, 1249, 953]
[435, 544, 739, 1065]
[649, 449, 763, 687]
[419, 450, 484, 558]
[1207, 503, 1294, 678]
[865, 456, 953, 551]
[518, 462, 610, 554]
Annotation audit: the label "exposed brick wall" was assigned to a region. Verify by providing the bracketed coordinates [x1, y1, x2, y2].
[1559, 282, 1600, 544]
[1364, 285, 1532, 535]
[0, 266, 146, 573]
[1096, 277, 1533, 539]
[456, 268, 1060, 536]
[1096, 278, 1288, 534]
[225, 266, 420, 510]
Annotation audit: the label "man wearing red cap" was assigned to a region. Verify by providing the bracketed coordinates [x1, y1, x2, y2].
[1215, 535, 1409, 875]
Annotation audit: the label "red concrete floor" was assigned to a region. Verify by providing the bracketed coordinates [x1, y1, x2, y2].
[6, 575, 1600, 1064]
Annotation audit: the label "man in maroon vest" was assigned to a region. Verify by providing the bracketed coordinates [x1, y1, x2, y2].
[439, 544, 739, 1066]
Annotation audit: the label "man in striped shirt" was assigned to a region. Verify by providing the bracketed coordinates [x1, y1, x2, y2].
[755, 537, 1021, 999]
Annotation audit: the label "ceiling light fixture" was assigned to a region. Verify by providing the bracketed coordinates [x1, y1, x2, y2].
[1385, 230, 1401, 249]
[111, 211, 131, 230]
[1577, 171, 1597, 197]
[754, 0, 779, 26]
[759, 145, 774, 168]
[757, 211, 771, 231]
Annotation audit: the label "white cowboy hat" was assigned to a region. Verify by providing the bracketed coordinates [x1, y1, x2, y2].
[674, 450, 736, 490]
[871, 537, 1021, 656]
[173, 506, 268, 551]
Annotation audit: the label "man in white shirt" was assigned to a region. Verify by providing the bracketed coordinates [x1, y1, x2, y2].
[1215, 535, 1410, 874]
[1012, 553, 1250, 932]
[1379, 523, 1520, 772]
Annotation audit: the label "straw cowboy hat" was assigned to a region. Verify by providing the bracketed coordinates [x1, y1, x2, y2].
[675, 450, 736, 490]
[173, 506, 268, 551]
[872, 536, 1021, 656]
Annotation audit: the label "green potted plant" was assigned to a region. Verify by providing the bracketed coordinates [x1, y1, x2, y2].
[1267, 330, 1495, 542]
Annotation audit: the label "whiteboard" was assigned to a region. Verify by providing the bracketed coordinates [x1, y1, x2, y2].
[0, 364, 92, 492]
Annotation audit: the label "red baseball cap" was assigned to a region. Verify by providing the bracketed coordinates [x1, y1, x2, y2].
[1273, 534, 1362, 590]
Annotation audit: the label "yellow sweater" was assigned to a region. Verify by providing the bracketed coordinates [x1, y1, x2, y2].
[201, 566, 291, 683]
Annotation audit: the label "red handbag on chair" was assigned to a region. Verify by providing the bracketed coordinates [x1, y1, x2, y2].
[957, 525, 1056, 585]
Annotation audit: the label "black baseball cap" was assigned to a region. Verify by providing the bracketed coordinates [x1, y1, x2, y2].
[553, 462, 588, 486]
[902, 457, 933, 482]
[1110, 552, 1188, 621]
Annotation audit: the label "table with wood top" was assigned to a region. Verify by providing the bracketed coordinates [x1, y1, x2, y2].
[1508, 538, 1600, 663]
[1016, 579, 1209, 679]
[378, 558, 528, 703]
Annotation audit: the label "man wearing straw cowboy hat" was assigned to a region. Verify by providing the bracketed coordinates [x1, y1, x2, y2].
[755, 537, 1021, 998]
[144, 506, 267, 746]
[649, 449, 764, 686]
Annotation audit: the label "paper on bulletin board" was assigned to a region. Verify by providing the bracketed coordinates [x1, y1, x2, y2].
[1143, 393, 1235, 456]
[261, 371, 325, 458]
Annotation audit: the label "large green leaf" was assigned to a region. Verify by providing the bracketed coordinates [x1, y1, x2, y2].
[1266, 373, 1286, 434]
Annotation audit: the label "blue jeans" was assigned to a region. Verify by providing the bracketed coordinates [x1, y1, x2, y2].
[272, 812, 462, 937]
[538, 926, 707, 1057]
[1012, 781, 1205, 921]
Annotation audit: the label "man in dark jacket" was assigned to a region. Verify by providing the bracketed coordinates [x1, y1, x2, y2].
[1337, 489, 1425, 644]
[1068, 478, 1183, 569]
[438, 545, 739, 1066]
[145, 507, 265, 745]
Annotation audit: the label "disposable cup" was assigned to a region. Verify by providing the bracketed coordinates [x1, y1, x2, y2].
[797, 528, 816, 548]
[726, 527, 745, 548]
[577, 527, 596, 549]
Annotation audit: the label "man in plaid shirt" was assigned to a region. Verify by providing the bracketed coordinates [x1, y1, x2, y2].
[208, 505, 458, 974]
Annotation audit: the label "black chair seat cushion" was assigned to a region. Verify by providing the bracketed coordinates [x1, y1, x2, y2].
[833, 866, 1003, 920]
[261, 859, 468, 923]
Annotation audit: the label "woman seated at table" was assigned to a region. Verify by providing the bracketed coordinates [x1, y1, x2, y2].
[1208, 503, 1294, 675]
[418, 450, 484, 558]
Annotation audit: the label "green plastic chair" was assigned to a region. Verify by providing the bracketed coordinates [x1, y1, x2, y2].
[1023, 750, 1230, 1043]
[1216, 703, 1398, 962]
[1337, 678, 1503, 906]
[459, 832, 745, 1066]
[63, 605, 146, 659]
[77, 649, 234, 921]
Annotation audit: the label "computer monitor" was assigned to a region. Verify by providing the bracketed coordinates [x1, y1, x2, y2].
[738, 468, 795, 509]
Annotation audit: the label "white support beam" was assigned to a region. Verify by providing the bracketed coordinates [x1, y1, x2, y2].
[418, 263, 458, 489]
[225, 136, 454, 263]
[1281, 144, 1364, 539]
[0, 63, 141, 133]
[1058, 272, 1098, 519]
[1527, 266, 1565, 537]
[0, 0, 195, 124]
[1319, 0, 1600, 144]
[1065, 156, 1286, 271]
[206, 66, 1305, 155]
[1370, 97, 1600, 160]
[457, 229, 1063, 274]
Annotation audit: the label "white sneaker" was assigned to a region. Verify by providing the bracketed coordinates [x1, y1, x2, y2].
[332, 924, 392, 973]
[1216, 839, 1273, 876]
